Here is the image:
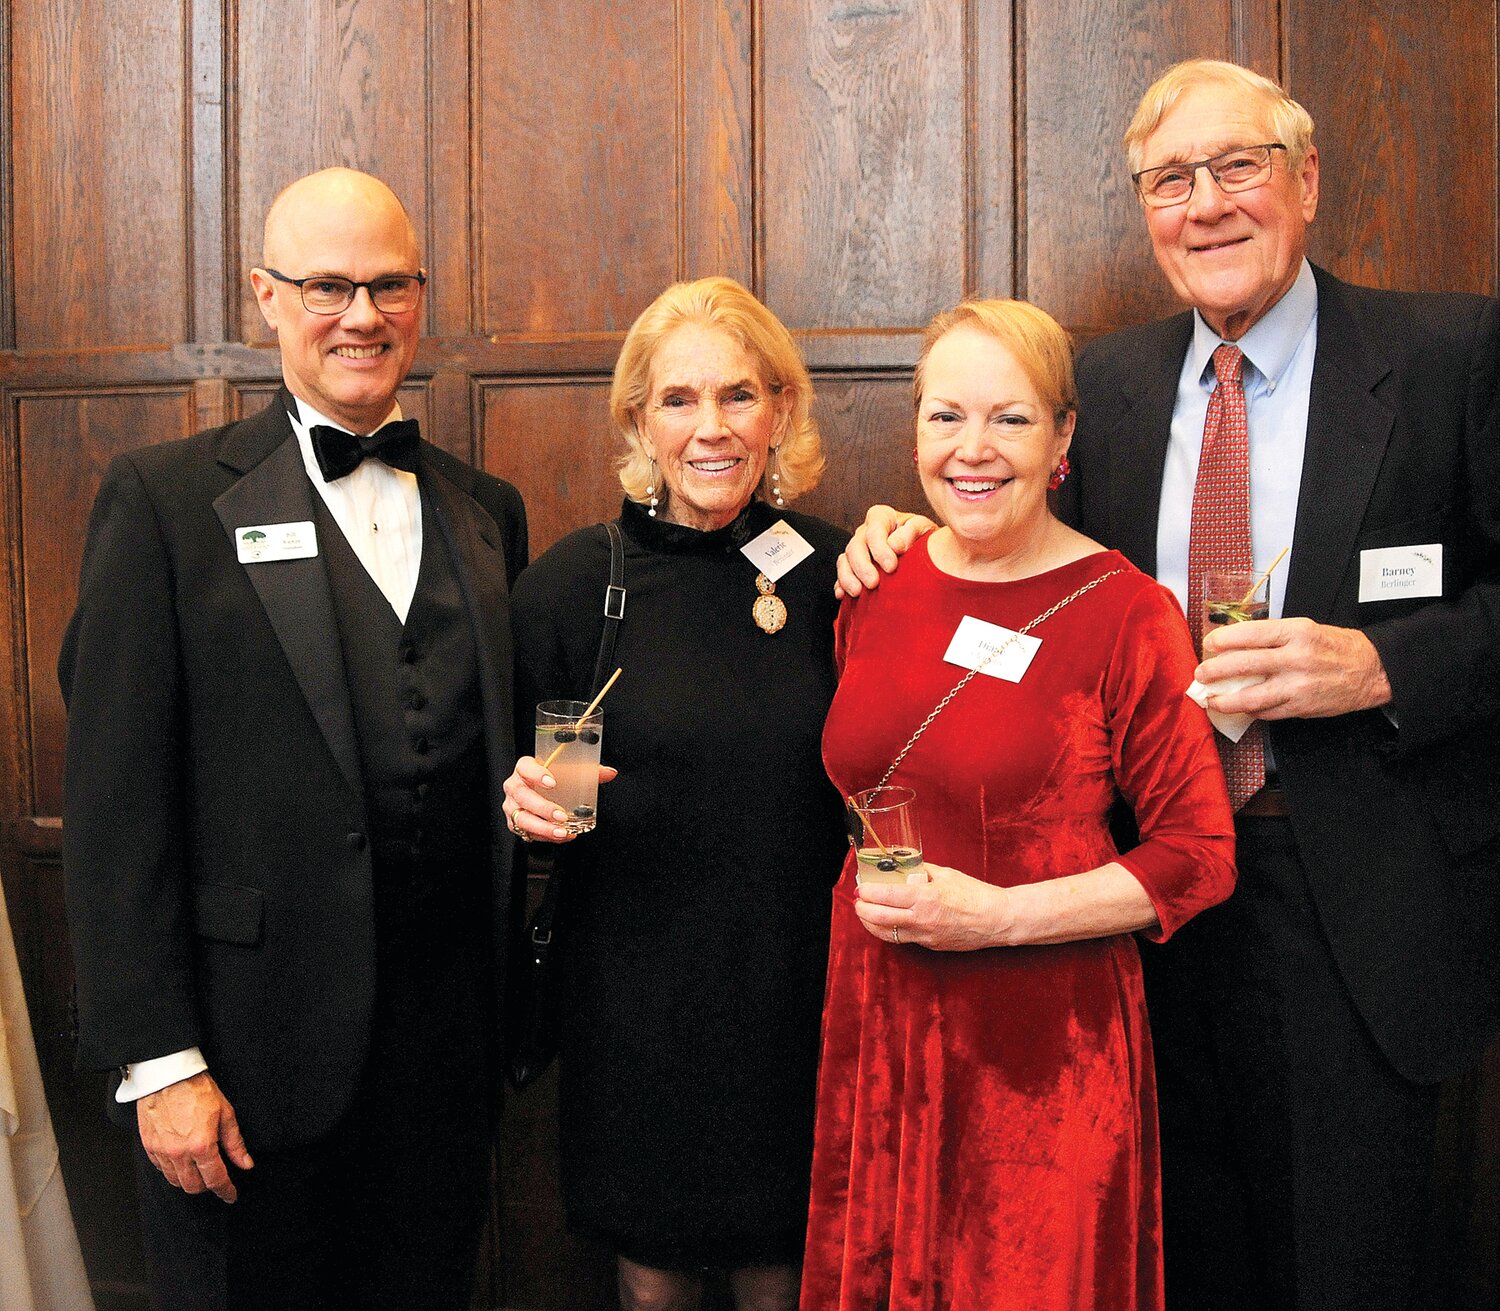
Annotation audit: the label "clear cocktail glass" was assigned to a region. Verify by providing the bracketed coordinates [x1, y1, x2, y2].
[1203, 567, 1270, 630]
[849, 786, 924, 886]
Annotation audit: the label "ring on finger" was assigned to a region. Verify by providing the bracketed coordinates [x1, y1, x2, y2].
[891, 926, 901, 945]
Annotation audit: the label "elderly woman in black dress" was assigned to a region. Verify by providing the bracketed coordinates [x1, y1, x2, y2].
[503, 277, 848, 1311]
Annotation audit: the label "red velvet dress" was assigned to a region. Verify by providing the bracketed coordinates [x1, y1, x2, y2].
[801, 542, 1235, 1311]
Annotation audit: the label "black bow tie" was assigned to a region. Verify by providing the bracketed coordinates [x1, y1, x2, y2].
[309, 419, 421, 482]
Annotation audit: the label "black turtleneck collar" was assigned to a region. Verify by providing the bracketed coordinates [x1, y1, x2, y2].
[619, 496, 775, 555]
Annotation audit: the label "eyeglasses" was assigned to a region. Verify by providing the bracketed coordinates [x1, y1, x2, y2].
[1132, 143, 1288, 208]
[262, 267, 427, 315]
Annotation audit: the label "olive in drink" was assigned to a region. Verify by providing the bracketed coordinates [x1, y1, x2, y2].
[1203, 568, 1270, 629]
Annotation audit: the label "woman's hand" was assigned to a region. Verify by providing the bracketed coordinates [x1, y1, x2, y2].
[502, 755, 618, 843]
[854, 863, 1014, 952]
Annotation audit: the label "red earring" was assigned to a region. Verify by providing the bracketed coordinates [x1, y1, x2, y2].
[912, 447, 919, 466]
[1048, 454, 1071, 490]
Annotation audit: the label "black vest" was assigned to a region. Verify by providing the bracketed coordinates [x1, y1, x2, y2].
[312, 489, 489, 887]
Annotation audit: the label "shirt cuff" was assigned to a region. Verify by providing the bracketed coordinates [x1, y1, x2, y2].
[115, 1048, 209, 1102]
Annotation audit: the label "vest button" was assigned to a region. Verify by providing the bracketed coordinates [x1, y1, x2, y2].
[407, 690, 427, 711]
[347, 832, 367, 851]
[400, 644, 418, 664]
[414, 736, 430, 755]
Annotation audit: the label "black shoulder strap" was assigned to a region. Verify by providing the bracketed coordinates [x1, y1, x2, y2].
[591, 519, 625, 697]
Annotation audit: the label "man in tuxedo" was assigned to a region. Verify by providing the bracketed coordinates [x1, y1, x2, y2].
[59, 168, 528, 1309]
[840, 60, 1499, 1311]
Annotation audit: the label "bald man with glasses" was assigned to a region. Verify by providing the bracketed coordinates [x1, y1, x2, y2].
[60, 168, 527, 1309]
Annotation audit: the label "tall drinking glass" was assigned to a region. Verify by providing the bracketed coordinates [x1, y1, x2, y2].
[536, 700, 603, 834]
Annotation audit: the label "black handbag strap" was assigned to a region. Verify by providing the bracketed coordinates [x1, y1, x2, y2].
[534, 520, 625, 941]
[591, 519, 625, 697]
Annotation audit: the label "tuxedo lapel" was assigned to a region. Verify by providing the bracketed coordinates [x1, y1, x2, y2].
[212, 399, 365, 803]
[1283, 270, 1394, 622]
[422, 457, 514, 838]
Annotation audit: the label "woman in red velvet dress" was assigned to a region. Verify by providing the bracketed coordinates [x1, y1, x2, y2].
[800, 299, 1235, 1311]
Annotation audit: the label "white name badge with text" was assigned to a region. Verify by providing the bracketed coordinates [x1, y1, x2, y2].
[235, 521, 318, 564]
[1358, 543, 1441, 602]
[943, 615, 1042, 683]
[741, 519, 815, 582]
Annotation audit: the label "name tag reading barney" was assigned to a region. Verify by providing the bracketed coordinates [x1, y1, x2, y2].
[740, 519, 815, 582]
[943, 616, 1042, 683]
[1358, 544, 1442, 602]
[235, 521, 318, 564]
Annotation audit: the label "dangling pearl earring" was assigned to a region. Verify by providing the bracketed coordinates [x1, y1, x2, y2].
[647, 459, 659, 517]
[769, 446, 785, 509]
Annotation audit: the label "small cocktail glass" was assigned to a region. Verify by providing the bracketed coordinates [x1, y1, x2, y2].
[1203, 567, 1270, 629]
[849, 786, 924, 886]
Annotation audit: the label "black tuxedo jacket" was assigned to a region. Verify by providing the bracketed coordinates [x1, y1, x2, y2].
[1063, 265, 1500, 1082]
[59, 391, 527, 1147]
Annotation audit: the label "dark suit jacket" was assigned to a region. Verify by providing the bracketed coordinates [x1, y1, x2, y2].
[1062, 265, 1500, 1083]
[58, 391, 528, 1148]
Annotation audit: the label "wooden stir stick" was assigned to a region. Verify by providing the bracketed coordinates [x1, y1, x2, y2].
[541, 667, 622, 770]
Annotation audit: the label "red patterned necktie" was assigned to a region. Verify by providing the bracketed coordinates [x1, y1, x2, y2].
[1187, 344, 1266, 809]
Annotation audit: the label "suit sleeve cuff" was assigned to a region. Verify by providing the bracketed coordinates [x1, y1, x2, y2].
[115, 1048, 208, 1102]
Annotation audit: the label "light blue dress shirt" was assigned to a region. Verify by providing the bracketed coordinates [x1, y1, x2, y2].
[1156, 259, 1319, 621]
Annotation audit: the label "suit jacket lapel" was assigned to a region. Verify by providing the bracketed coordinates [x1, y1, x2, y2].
[422, 459, 515, 843]
[212, 396, 365, 803]
[1283, 268, 1394, 621]
[1100, 315, 1191, 577]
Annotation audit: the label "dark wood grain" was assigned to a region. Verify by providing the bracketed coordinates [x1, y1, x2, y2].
[475, 3, 678, 334]
[10, 0, 188, 349]
[1290, 0, 1497, 292]
[478, 377, 622, 556]
[761, 0, 968, 329]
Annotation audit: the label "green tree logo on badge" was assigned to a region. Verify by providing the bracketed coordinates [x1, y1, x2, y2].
[241, 528, 268, 559]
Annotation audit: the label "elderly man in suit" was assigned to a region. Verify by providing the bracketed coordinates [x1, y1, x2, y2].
[839, 59, 1499, 1311]
[59, 167, 527, 1310]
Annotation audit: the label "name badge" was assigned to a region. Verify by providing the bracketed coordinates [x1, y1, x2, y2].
[235, 521, 318, 564]
[942, 615, 1041, 683]
[740, 519, 815, 582]
[1358, 543, 1441, 602]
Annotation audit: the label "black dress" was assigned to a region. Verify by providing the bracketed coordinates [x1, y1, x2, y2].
[510, 497, 849, 1269]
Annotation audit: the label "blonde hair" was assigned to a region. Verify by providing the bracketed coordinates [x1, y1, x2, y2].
[612, 277, 823, 504]
[913, 299, 1077, 421]
[1124, 59, 1315, 176]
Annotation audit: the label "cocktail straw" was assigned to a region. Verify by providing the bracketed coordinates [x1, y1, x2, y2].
[541, 667, 622, 771]
[847, 795, 896, 858]
[1238, 545, 1290, 608]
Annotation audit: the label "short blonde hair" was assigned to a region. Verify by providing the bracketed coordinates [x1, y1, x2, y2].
[612, 277, 823, 504]
[1124, 59, 1316, 176]
[913, 299, 1077, 422]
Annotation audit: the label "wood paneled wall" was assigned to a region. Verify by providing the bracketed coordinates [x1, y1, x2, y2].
[2, 3, 1496, 1307]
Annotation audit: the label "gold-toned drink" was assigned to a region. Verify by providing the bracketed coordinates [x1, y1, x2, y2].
[1203, 568, 1269, 629]
[848, 786, 923, 887]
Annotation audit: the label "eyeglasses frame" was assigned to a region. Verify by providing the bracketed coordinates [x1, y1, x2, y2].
[260, 266, 428, 315]
[1132, 143, 1289, 209]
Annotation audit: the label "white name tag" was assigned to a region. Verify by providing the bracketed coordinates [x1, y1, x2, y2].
[942, 615, 1042, 683]
[1358, 543, 1441, 602]
[741, 519, 815, 582]
[235, 521, 318, 564]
